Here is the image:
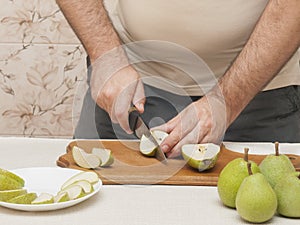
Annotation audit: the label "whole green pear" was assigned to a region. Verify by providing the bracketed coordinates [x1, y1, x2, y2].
[217, 148, 260, 208]
[236, 163, 277, 223]
[259, 142, 295, 188]
[274, 172, 300, 218]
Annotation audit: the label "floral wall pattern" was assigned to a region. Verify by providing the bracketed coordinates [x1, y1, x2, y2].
[0, 0, 88, 138]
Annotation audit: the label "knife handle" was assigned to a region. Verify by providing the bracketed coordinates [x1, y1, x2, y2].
[128, 106, 139, 132]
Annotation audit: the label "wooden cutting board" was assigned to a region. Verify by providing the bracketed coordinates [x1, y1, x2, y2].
[56, 140, 300, 186]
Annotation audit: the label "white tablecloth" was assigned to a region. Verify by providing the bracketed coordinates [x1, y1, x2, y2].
[0, 137, 299, 225]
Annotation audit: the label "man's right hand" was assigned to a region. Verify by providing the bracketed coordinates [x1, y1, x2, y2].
[90, 63, 145, 134]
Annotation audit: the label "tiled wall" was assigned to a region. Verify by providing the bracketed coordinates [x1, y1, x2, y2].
[0, 0, 88, 138]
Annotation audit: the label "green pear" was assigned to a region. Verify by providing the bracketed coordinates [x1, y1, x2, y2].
[139, 130, 168, 156]
[62, 180, 94, 194]
[0, 168, 25, 187]
[58, 185, 85, 200]
[61, 171, 99, 190]
[181, 143, 220, 172]
[0, 189, 27, 202]
[217, 148, 260, 208]
[72, 146, 102, 169]
[92, 148, 114, 167]
[259, 142, 295, 188]
[31, 193, 54, 204]
[0, 174, 24, 191]
[8, 193, 37, 204]
[236, 163, 277, 223]
[53, 192, 69, 203]
[274, 172, 300, 217]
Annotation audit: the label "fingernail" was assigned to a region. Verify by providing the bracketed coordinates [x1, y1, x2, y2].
[138, 103, 144, 112]
[161, 145, 169, 153]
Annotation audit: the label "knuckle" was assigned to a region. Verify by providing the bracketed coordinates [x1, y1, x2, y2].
[101, 87, 115, 100]
[169, 132, 181, 143]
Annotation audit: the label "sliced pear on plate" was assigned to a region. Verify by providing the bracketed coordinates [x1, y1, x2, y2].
[181, 143, 220, 172]
[0, 174, 24, 191]
[62, 180, 94, 194]
[72, 146, 102, 169]
[7, 192, 37, 204]
[139, 130, 168, 156]
[61, 171, 99, 190]
[92, 148, 114, 167]
[0, 168, 25, 187]
[59, 185, 85, 200]
[0, 189, 27, 202]
[32, 193, 54, 204]
[53, 191, 69, 203]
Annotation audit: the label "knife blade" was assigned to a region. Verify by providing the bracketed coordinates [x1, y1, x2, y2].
[129, 107, 167, 164]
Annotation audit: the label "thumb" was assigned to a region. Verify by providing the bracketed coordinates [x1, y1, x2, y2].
[132, 80, 145, 113]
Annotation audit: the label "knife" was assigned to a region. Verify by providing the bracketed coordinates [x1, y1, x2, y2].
[129, 107, 167, 164]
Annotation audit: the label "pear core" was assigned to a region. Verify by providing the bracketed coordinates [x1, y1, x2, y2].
[181, 143, 220, 171]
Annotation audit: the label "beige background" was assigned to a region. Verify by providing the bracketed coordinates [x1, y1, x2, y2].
[0, 0, 88, 138]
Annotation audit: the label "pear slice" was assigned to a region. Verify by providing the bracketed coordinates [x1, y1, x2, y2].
[0, 174, 24, 191]
[0, 168, 25, 187]
[58, 185, 85, 200]
[72, 146, 102, 169]
[31, 193, 54, 204]
[53, 192, 69, 203]
[92, 148, 114, 167]
[0, 189, 27, 202]
[62, 180, 94, 194]
[7, 193, 37, 204]
[61, 171, 99, 190]
[139, 130, 168, 156]
[181, 143, 220, 171]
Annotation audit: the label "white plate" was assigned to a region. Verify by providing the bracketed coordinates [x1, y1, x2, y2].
[0, 167, 102, 211]
[223, 142, 300, 155]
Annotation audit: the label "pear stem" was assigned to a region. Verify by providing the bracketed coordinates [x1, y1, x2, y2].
[275, 141, 279, 156]
[244, 148, 249, 162]
[247, 162, 253, 176]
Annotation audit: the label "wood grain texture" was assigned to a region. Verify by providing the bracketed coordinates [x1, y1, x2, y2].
[56, 140, 300, 186]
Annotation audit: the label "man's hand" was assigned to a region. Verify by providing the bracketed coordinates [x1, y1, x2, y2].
[154, 92, 227, 158]
[90, 62, 145, 134]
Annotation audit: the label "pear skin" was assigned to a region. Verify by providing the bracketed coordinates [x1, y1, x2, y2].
[0, 174, 24, 191]
[274, 172, 300, 218]
[259, 142, 295, 187]
[217, 148, 260, 208]
[236, 163, 277, 223]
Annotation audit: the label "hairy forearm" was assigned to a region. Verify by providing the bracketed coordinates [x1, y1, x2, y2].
[56, 0, 121, 62]
[215, 0, 300, 125]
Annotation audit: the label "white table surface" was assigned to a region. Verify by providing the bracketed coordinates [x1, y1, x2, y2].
[0, 137, 300, 225]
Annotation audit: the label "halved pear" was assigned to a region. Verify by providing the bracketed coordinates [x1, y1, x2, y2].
[32, 193, 54, 204]
[72, 146, 102, 169]
[53, 192, 69, 203]
[0, 168, 25, 187]
[61, 171, 99, 190]
[139, 130, 168, 156]
[58, 185, 85, 200]
[8, 193, 37, 204]
[0, 174, 24, 191]
[0, 189, 27, 202]
[181, 143, 220, 171]
[62, 180, 94, 194]
[92, 148, 114, 167]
